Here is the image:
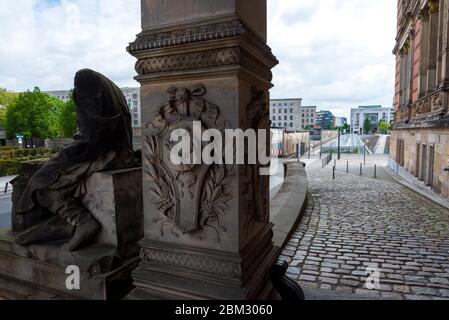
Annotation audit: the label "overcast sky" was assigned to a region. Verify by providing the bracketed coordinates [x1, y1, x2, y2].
[0, 0, 397, 118]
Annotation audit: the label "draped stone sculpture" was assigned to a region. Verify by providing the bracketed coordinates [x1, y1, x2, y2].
[13, 69, 138, 252]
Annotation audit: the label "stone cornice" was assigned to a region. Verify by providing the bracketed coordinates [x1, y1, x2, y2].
[127, 18, 277, 64]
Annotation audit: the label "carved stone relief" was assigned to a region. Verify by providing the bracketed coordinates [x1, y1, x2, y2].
[143, 84, 234, 243]
[241, 87, 270, 232]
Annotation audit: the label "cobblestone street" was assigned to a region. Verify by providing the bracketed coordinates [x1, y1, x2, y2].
[281, 157, 449, 300]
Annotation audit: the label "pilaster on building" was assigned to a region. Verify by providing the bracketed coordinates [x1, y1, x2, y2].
[391, 0, 449, 200]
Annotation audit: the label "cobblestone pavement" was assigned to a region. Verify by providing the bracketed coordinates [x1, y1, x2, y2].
[281, 159, 449, 300]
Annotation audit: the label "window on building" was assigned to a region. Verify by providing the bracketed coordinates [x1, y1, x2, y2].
[290, 116, 293, 120]
[418, 6, 441, 97]
[284, 116, 288, 121]
[290, 123, 293, 128]
[133, 94, 138, 99]
[290, 108, 293, 113]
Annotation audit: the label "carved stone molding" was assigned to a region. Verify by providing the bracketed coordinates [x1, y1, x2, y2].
[412, 90, 445, 118]
[140, 247, 242, 278]
[127, 19, 276, 61]
[134, 47, 272, 80]
[395, 105, 411, 123]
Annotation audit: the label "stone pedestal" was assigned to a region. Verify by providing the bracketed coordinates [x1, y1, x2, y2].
[127, 0, 279, 300]
[0, 166, 144, 300]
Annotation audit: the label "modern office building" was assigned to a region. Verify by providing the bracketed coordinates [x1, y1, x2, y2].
[315, 110, 335, 129]
[334, 117, 348, 128]
[350, 105, 394, 134]
[269, 99, 316, 130]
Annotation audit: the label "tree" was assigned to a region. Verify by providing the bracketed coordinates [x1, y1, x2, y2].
[0, 88, 18, 127]
[5, 87, 63, 144]
[304, 125, 312, 130]
[363, 118, 371, 134]
[378, 120, 391, 134]
[59, 90, 77, 138]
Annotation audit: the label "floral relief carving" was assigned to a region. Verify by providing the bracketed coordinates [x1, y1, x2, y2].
[143, 84, 234, 243]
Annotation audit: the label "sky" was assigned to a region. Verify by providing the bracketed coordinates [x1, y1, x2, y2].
[0, 0, 397, 118]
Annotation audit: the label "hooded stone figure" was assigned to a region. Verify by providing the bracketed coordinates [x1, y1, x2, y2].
[14, 69, 137, 251]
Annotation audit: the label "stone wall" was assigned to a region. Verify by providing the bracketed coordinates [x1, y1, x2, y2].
[390, 127, 449, 199]
[283, 131, 310, 157]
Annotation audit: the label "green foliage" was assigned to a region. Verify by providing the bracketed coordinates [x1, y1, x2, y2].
[363, 118, 372, 134]
[0, 146, 57, 176]
[0, 160, 21, 176]
[5, 87, 64, 140]
[378, 120, 391, 134]
[0, 146, 56, 160]
[59, 91, 77, 138]
[0, 88, 18, 127]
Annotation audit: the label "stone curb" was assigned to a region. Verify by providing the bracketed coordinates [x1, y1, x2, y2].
[270, 161, 309, 249]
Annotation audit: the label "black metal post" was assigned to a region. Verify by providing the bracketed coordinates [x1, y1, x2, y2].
[338, 128, 341, 160]
[346, 161, 349, 173]
[320, 131, 323, 159]
[363, 139, 366, 166]
[333, 166, 336, 180]
[360, 163, 363, 176]
[374, 165, 377, 179]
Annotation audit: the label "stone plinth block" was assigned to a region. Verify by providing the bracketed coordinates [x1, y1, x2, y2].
[0, 230, 139, 300]
[141, 0, 266, 40]
[1, 167, 144, 299]
[82, 168, 144, 260]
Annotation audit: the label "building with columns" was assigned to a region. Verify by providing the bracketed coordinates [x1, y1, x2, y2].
[390, 0, 449, 200]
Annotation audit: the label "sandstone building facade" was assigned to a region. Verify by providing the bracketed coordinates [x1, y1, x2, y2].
[391, 0, 449, 199]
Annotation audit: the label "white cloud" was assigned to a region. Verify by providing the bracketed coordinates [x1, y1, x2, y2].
[0, 0, 141, 91]
[0, 0, 396, 118]
[268, 0, 397, 117]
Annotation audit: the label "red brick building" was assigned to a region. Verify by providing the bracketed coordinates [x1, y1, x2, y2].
[391, 0, 449, 199]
